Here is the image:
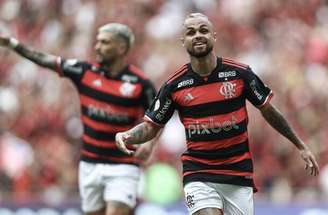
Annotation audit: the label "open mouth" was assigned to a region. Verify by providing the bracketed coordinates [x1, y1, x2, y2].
[193, 42, 207, 48]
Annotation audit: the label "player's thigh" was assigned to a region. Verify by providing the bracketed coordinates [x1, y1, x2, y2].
[85, 208, 105, 215]
[193, 208, 223, 215]
[104, 175, 139, 209]
[106, 201, 132, 215]
[215, 183, 254, 215]
[184, 181, 223, 215]
[79, 161, 105, 213]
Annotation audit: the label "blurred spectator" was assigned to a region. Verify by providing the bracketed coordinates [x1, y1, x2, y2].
[0, 0, 327, 205]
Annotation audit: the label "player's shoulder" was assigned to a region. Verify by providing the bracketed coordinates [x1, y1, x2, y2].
[220, 57, 256, 80]
[167, 64, 189, 83]
[62, 58, 90, 67]
[221, 57, 250, 72]
[126, 64, 148, 80]
[59, 58, 91, 75]
[123, 64, 155, 87]
[159, 63, 192, 92]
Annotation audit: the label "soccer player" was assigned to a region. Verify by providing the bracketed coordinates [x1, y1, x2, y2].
[0, 23, 156, 215]
[115, 13, 319, 215]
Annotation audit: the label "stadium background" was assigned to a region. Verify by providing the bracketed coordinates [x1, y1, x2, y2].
[0, 0, 327, 214]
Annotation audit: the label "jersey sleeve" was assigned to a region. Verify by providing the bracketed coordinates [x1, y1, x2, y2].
[56, 57, 89, 85]
[140, 80, 157, 111]
[243, 67, 273, 107]
[144, 83, 175, 127]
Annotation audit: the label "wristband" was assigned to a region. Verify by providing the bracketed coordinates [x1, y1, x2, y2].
[9, 38, 19, 49]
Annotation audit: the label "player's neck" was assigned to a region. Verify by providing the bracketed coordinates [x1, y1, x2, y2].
[190, 52, 217, 77]
[102, 59, 126, 77]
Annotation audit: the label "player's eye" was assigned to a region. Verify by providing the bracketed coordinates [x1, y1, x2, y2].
[200, 28, 209, 34]
[99, 39, 111, 45]
[187, 31, 195, 36]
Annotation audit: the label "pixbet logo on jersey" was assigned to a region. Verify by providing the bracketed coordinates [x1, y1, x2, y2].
[87, 104, 129, 123]
[187, 116, 239, 138]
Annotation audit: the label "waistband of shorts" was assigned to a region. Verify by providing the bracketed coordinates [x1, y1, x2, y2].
[81, 156, 139, 166]
[183, 173, 257, 192]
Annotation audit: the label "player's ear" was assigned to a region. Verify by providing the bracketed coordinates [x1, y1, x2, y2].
[119, 41, 129, 55]
[180, 37, 185, 46]
[213, 32, 217, 41]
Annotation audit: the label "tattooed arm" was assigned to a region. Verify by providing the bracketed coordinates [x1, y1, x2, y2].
[260, 102, 319, 176]
[0, 36, 58, 70]
[116, 121, 161, 155]
[260, 102, 306, 150]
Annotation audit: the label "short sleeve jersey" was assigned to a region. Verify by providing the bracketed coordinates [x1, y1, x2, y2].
[145, 57, 273, 189]
[56, 57, 156, 165]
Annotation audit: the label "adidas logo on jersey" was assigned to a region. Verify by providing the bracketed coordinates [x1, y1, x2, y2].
[184, 93, 194, 101]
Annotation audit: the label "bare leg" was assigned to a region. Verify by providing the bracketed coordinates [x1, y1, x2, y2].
[105, 201, 132, 215]
[85, 207, 105, 215]
[193, 207, 223, 215]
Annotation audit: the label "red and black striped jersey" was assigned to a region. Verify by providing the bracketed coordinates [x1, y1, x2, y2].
[56, 58, 156, 165]
[145, 57, 273, 189]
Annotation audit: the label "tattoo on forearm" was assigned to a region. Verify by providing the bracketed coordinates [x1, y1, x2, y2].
[262, 106, 303, 148]
[15, 44, 57, 70]
[127, 122, 158, 144]
[130, 124, 145, 142]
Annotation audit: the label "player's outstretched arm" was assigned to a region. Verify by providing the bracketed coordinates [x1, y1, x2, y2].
[0, 36, 58, 70]
[259, 102, 319, 176]
[115, 121, 161, 155]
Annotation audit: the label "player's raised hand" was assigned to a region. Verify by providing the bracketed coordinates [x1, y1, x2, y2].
[115, 132, 135, 156]
[300, 148, 319, 176]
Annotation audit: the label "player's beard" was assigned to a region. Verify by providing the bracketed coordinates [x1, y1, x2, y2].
[187, 44, 213, 58]
[97, 55, 117, 67]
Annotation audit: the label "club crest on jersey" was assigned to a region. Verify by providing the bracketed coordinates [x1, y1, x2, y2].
[218, 70, 236, 78]
[120, 82, 136, 97]
[220, 82, 236, 99]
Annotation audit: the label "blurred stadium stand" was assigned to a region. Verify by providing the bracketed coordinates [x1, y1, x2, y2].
[0, 0, 328, 214]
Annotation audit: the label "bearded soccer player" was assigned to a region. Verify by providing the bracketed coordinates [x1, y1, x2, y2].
[0, 23, 156, 215]
[115, 13, 319, 215]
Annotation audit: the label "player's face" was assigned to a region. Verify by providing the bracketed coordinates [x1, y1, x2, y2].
[181, 17, 216, 58]
[94, 31, 125, 65]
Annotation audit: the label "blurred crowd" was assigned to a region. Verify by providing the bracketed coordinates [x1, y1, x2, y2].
[0, 0, 328, 207]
